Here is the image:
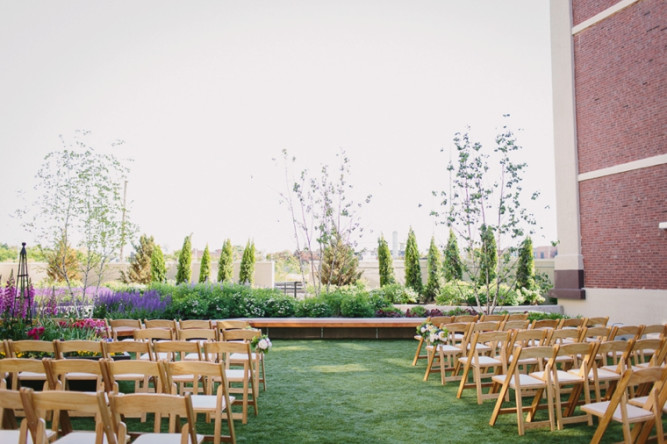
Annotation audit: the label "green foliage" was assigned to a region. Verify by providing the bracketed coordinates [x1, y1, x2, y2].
[295, 297, 333, 317]
[121, 234, 155, 284]
[377, 235, 395, 287]
[267, 250, 302, 282]
[46, 237, 81, 282]
[175, 235, 192, 285]
[477, 224, 497, 286]
[340, 294, 375, 317]
[526, 311, 568, 322]
[199, 244, 211, 283]
[369, 283, 418, 304]
[150, 245, 166, 283]
[443, 229, 463, 281]
[0, 243, 18, 262]
[435, 280, 473, 305]
[516, 236, 535, 290]
[404, 228, 422, 293]
[424, 237, 442, 303]
[239, 240, 256, 285]
[217, 239, 234, 283]
[320, 232, 361, 287]
[408, 305, 427, 317]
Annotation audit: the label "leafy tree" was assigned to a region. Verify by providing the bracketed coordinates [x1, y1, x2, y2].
[431, 118, 540, 313]
[267, 250, 302, 282]
[516, 236, 535, 290]
[320, 232, 362, 286]
[0, 244, 18, 262]
[277, 149, 371, 295]
[443, 229, 463, 281]
[377, 235, 395, 287]
[239, 240, 255, 285]
[404, 228, 422, 294]
[424, 236, 443, 302]
[199, 244, 211, 283]
[217, 239, 234, 283]
[150, 244, 167, 283]
[46, 237, 81, 282]
[18, 131, 134, 298]
[175, 235, 192, 284]
[121, 234, 155, 284]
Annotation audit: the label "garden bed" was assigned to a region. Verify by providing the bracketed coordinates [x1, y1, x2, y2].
[247, 317, 423, 339]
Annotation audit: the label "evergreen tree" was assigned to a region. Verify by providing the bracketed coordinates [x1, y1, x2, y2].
[320, 232, 362, 286]
[150, 244, 166, 283]
[404, 228, 423, 293]
[175, 235, 192, 284]
[239, 240, 255, 285]
[217, 239, 234, 283]
[443, 229, 463, 281]
[121, 234, 155, 284]
[424, 236, 442, 302]
[478, 225, 497, 286]
[46, 237, 81, 282]
[377, 235, 395, 287]
[199, 244, 211, 283]
[516, 236, 535, 290]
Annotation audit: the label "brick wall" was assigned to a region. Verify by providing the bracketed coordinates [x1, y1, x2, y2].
[574, 0, 666, 174]
[573, 0, 623, 25]
[579, 164, 667, 289]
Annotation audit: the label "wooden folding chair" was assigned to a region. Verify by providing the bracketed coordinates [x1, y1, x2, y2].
[0, 388, 38, 443]
[0, 358, 48, 392]
[550, 342, 596, 429]
[179, 320, 212, 330]
[423, 322, 472, 384]
[163, 360, 236, 444]
[43, 358, 105, 392]
[109, 392, 202, 444]
[586, 317, 609, 327]
[144, 319, 178, 332]
[222, 329, 266, 391]
[501, 320, 530, 331]
[108, 319, 143, 340]
[456, 330, 512, 404]
[507, 329, 548, 374]
[489, 345, 556, 436]
[5, 341, 56, 390]
[506, 313, 529, 321]
[20, 387, 116, 444]
[530, 319, 559, 330]
[134, 328, 174, 342]
[153, 342, 202, 394]
[203, 341, 258, 424]
[452, 314, 479, 323]
[480, 313, 508, 322]
[588, 340, 634, 402]
[177, 330, 216, 361]
[581, 366, 667, 444]
[558, 317, 587, 330]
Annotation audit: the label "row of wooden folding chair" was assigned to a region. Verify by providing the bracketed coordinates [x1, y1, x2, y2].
[108, 318, 252, 341]
[0, 387, 203, 444]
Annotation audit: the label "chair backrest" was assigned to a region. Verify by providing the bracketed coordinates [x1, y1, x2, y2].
[610, 324, 645, 341]
[471, 321, 501, 333]
[441, 322, 473, 348]
[510, 328, 548, 350]
[0, 358, 46, 389]
[102, 358, 163, 394]
[216, 320, 250, 330]
[109, 392, 197, 442]
[502, 320, 531, 331]
[630, 338, 666, 367]
[470, 330, 512, 369]
[480, 314, 508, 322]
[546, 327, 583, 345]
[144, 319, 177, 330]
[134, 327, 174, 341]
[580, 326, 612, 342]
[558, 317, 587, 329]
[203, 341, 253, 365]
[506, 313, 529, 321]
[163, 360, 231, 395]
[109, 319, 142, 328]
[593, 340, 635, 374]
[177, 328, 216, 341]
[153, 340, 201, 361]
[54, 340, 104, 359]
[550, 342, 596, 375]
[7, 340, 56, 358]
[507, 345, 555, 378]
[102, 340, 152, 360]
[428, 316, 454, 327]
[453, 314, 479, 323]
[530, 319, 560, 330]
[0, 388, 26, 433]
[20, 387, 117, 444]
[586, 316, 609, 327]
[179, 319, 212, 330]
[641, 324, 667, 339]
[222, 329, 261, 342]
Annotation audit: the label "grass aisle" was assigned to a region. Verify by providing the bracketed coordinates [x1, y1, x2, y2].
[234, 339, 627, 444]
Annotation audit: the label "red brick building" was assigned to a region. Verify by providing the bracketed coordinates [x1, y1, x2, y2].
[550, 0, 666, 324]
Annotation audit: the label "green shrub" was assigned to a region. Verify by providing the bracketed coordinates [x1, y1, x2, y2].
[435, 280, 473, 305]
[526, 311, 567, 322]
[370, 284, 418, 304]
[340, 294, 375, 317]
[263, 296, 297, 317]
[407, 305, 427, 317]
[295, 298, 333, 317]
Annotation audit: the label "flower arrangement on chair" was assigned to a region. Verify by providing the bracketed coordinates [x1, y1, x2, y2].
[416, 321, 449, 346]
[250, 334, 273, 353]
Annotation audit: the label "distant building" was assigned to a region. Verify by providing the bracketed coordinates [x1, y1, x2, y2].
[533, 245, 557, 260]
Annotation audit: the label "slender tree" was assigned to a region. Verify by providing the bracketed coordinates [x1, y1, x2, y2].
[477, 224, 497, 289]
[46, 237, 81, 282]
[217, 239, 234, 283]
[516, 236, 535, 290]
[404, 228, 422, 293]
[377, 235, 395, 287]
[150, 244, 166, 283]
[175, 235, 192, 284]
[320, 232, 362, 286]
[121, 234, 155, 284]
[199, 244, 211, 283]
[239, 240, 255, 285]
[424, 236, 442, 302]
[443, 229, 463, 281]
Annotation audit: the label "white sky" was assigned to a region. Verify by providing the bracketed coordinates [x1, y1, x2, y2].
[0, 0, 556, 255]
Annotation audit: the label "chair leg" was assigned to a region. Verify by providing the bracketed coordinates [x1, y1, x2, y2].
[412, 337, 425, 366]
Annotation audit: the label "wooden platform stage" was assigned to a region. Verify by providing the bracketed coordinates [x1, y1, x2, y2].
[245, 317, 425, 339]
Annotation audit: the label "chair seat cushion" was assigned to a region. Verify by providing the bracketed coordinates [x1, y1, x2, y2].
[581, 401, 656, 422]
[191, 394, 234, 411]
[131, 432, 204, 444]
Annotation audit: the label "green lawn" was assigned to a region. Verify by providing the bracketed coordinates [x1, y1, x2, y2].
[73, 339, 659, 443]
